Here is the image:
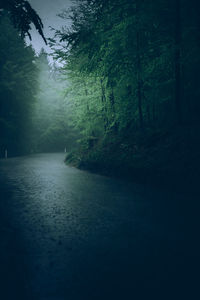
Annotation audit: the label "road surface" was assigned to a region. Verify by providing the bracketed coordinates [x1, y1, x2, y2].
[0, 153, 199, 299]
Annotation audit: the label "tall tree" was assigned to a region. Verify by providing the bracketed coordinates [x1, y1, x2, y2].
[50, 0, 200, 166]
[174, 0, 182, 124]
[0, 15, 38, 157]
[135, 0, 144, 129]
[0, 0, 46, 43]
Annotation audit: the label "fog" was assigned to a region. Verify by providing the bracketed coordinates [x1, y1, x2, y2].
[27, 0, 72, 58]
[31, 49, 78, 153]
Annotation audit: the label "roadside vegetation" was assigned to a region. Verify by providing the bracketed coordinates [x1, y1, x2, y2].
[1, 0, 200, 189]
[52, 0, 200, 188]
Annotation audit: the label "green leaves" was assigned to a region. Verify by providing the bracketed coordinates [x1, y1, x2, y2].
[49, 0, 200, 160]
[0, 16, 37, 156]
[0, 0, 47, 43]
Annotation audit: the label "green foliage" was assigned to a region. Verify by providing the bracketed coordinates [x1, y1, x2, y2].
[0, 15, 37, 157]
[54, 0, 200, 132]
[51, 0, 200, 184]
[0, 0, 46, 43]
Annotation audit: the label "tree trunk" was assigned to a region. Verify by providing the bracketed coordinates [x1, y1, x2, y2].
[136, 31, 144, 129]
[152, 102, 156, 123]
[174, 0, 182, 124]
[109, 84, 118, 132]
[147, 104, 151, 126]
[136, 0, 144, 130]
[100, 79, 108, 131]
[83, 81, 90, 114]
[109, 85, 115, 113]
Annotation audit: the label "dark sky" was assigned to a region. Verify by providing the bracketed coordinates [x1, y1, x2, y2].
[27, 0, 72, 55]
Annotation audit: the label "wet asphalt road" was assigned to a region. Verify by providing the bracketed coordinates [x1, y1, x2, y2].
[0, 153, 199, 300]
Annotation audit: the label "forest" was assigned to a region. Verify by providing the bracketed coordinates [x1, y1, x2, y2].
[0, 1, 200, 298]
[1, 0, 200, 189]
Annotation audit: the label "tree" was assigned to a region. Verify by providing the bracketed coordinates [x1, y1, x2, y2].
[0, 0, 46, 43]
[0, 15, 38, 156]
[50, 0, 200, 173]
[174, 0, 182, 124]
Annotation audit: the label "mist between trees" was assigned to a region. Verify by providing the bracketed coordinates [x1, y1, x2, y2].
[0, 0, 200, 188]
[0, 15, 77, 157]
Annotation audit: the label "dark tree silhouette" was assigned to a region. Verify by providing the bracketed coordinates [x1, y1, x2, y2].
[0, 0, 47, 44]
[174, 0, 182, 124]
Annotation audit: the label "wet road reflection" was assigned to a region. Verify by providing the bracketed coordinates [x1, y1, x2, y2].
[0, 153, 199, 299]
